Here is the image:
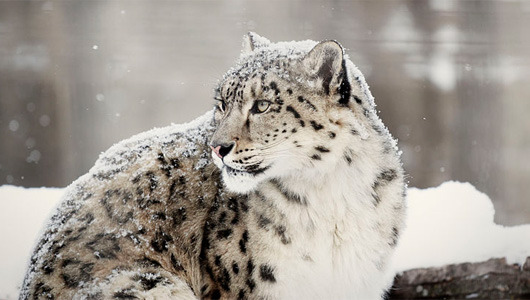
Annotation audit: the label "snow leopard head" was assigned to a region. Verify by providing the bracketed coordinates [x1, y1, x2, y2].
[210, 32, 378, 193]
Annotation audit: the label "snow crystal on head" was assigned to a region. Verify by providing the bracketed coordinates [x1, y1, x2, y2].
[223, 38, 319, 81]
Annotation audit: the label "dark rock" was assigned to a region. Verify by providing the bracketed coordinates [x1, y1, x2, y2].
[389, 257, 530, 299]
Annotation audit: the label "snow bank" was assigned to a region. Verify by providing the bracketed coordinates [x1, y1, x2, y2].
[391, 181, 530, 273]
[0, 181, 529, 299]
[0, 186, 64, 300]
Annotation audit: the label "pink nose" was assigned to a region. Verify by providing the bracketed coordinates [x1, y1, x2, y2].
[210, 145, 222, 159]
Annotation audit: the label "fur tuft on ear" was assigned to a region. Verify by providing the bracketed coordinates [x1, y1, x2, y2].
[242, 32, 271, 54]
[302, 40, 345, 95]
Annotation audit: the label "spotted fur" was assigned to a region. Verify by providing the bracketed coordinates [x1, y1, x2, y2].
[20, 33, 405, 300]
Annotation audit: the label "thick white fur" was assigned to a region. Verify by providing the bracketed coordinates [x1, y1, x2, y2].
[253, 124, 401, 299]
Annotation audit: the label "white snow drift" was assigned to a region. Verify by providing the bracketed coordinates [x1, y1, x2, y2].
[391, 181, 530, 273]
[0, 186, 64, 300]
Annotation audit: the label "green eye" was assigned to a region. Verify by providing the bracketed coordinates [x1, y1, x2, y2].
[251, 100, 271, 114]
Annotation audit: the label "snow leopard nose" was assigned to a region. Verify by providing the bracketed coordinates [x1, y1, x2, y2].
[210, 142, 235, 159]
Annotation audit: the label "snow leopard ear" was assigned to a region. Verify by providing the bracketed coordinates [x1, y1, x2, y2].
[242, 32, 271, 54]
[302, 40, 345, 95]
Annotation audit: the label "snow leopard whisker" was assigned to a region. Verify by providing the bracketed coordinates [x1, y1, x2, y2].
[258, 139, 291, 151]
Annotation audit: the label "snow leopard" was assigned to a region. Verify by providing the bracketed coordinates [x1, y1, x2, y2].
[20, 33, 405, 300]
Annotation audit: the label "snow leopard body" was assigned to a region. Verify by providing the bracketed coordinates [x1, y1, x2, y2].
[20, 33, 406, 300]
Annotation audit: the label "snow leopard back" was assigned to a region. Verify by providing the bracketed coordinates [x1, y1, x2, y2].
[19, 112, 236, 299]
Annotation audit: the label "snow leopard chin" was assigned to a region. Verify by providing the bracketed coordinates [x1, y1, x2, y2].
[211, 156, 263, 194]
[220, 167, 261, 194]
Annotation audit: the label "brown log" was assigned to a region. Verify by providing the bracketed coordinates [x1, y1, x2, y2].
[389, 257, 530, 299]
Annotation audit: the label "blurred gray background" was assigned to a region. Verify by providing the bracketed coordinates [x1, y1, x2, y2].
[1, 0, 529, 225]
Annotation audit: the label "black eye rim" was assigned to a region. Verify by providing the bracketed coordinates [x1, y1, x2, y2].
[250, 100, 271, 114]
[214, 97, 227, 112]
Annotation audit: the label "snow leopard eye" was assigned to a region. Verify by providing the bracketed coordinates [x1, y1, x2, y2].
[215, 98, 227, 113]
[250, 100, 271, 114]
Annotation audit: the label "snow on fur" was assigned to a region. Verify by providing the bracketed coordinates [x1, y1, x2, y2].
[17, 110, 216, 299]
